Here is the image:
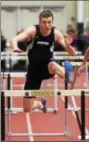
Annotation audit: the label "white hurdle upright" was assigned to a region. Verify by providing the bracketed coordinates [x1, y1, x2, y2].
[53, 75, 58, 112]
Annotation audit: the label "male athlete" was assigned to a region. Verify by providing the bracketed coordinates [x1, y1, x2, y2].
[11, 10, 75, 90]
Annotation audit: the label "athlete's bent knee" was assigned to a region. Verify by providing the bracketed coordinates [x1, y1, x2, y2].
[48, 62, 56, 74]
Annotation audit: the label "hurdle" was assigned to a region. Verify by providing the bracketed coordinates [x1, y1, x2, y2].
[1, 89, 89, 141]
[1, 52, 89, 115]
[1, 52, 89, 140]
[1, 51, 87, 62]
[1, 51, 82, 56]
[1, 72, 59, 113]
[62, 60, 89, 140]
[1, 53, 89, 112]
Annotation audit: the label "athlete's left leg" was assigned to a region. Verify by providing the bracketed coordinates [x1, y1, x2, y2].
[48, 61, 65, 78]
[48, 60, 74, 84]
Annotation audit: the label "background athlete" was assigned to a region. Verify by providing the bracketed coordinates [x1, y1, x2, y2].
[70, 47, 89, 89]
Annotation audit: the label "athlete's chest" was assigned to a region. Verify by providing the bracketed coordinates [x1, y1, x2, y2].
[34, 35, 52, 47]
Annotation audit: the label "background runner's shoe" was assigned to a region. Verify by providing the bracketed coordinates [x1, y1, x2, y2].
[67, 72, 73, 83]
[64, 60, 74, 83]
[41, 97, 47, 113]
[64, 60, 74, 72]
[32, 98, 47, 112]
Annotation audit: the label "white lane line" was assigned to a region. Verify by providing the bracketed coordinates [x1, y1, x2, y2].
[26, 113, 34, 141]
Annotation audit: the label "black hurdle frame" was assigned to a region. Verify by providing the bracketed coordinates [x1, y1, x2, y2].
[64, 71, 83, 138]
[64, 70, 88, 140]
[7, 54, 12, 114]
[65, 71, 68, 108]
[81, 91, 85, 140]
[1, 91, 36, 142]
[81, 91, 89, 140]
[62, 57, 82, 139]
[7, 74, 11, 110]
[1, 91, 5, 142]
[61, 57, 85, 139]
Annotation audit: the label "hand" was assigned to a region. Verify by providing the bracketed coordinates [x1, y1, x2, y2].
[13, 47, 22, 53]
[65, 34, 73, 46]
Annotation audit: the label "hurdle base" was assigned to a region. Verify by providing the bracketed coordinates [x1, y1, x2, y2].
[5, 107, 59, 113]
[8, 132, 64, 136]
[7, 127, 73, 139]
[7, 131, 72, 137]
[8, 131, 74, 140]
[78, 135, 89, 140]
[67, 107, 80, 112]
[67, 107, 89, 112]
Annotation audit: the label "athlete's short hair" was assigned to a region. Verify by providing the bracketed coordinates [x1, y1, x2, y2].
[39, 10, 54, 20]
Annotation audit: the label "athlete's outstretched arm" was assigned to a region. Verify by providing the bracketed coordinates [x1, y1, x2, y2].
[81, 47, 89, 66]
[76, 47, 89, 76]
[55, 29, 76, 56]
[69, 47, 89, 89]
[10, 26, 36, 52]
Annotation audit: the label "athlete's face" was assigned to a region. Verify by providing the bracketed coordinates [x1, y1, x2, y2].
[39, 17, 53, 34]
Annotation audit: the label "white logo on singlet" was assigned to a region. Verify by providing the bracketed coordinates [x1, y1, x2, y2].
[37, 41, 49, 45]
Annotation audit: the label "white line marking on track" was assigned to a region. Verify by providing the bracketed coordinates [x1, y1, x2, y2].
[26, 113, 34, 141]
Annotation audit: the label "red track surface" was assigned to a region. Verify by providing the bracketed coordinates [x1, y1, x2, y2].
[1, 73, 89, 141]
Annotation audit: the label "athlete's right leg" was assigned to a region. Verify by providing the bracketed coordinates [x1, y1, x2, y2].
[23, 67, 42, 112]
[24, 62, 42, 90]
[23, 75, 42, 112]
[24, 74, 42, 90]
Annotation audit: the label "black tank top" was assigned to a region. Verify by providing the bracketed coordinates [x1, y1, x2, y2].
[28, 25, 55, 60]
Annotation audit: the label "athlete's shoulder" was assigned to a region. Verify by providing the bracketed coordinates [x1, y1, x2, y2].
[34, 24, 39, 30]
[54, 28, 64, 41]
[25, 25, 36, 40]
[54, 28, 62, 36]
[25, 25, 36, 33]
